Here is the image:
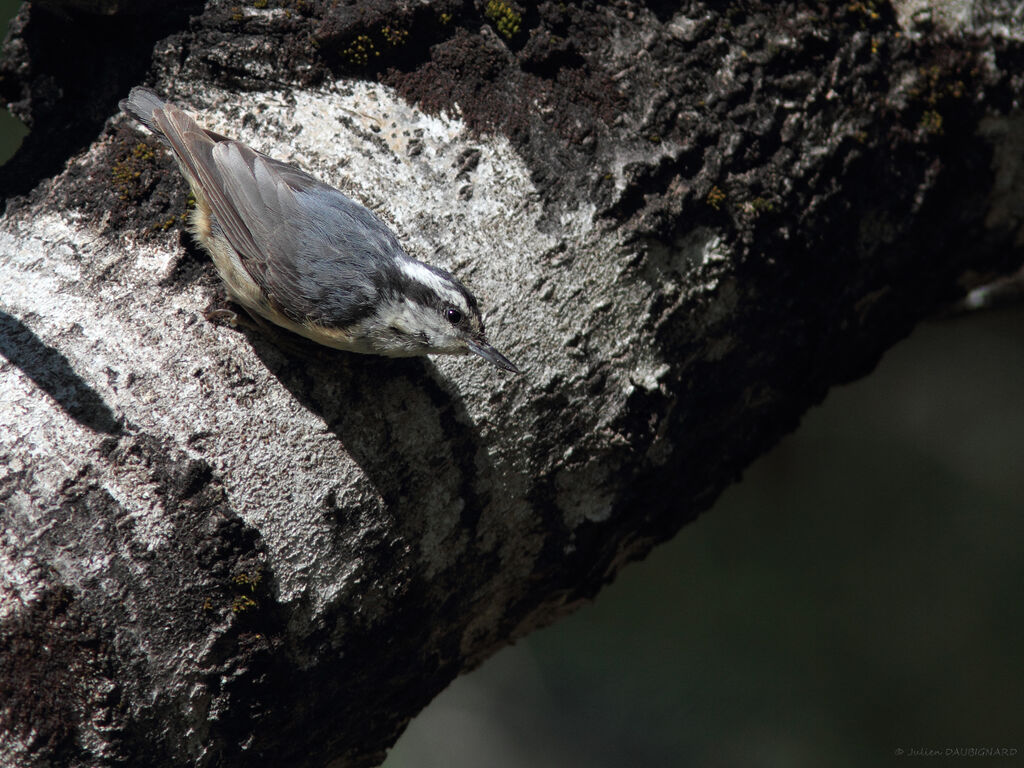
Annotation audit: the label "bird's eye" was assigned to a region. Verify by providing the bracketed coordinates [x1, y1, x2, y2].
[444, 307, 463, 325]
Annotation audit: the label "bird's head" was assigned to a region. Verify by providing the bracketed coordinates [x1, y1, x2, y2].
[367, 258, 519, 373]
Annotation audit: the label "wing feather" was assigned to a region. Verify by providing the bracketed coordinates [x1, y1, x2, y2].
[129, 93, 409, 327]
[151, 106, 267, 267]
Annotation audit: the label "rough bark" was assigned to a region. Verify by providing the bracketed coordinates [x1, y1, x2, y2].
[1, 1, 1023, 766]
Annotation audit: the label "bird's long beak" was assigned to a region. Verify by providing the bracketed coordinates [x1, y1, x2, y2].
[467, 339, 520, 373]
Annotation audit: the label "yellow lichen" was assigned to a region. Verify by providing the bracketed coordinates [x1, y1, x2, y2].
[706, 186, 726, 210]
[847, 1, 881, 21]
[233, 571, 262, 591]
[150, 213, 186, 234]
[232, 595, 257, 613]
[485, 0, 522, 39]
[111, 142, 156, 200]
[131, 143, 155, 161]
[746, 196, 776, 215]
[343, 33, 379, 66]
[381, 25, 409, 47]
[919, 109, 943, 135]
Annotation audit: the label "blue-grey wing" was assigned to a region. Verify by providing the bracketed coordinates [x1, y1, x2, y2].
[153, 103, 404, 327]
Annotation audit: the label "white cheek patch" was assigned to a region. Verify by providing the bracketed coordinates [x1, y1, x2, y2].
[376, 299, 462, 353]
[398, 259, 468, 310]
[387, 300, 421, 335]
[378, 299, 429, 337]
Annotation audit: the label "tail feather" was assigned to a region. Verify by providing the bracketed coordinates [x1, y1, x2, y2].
[117, 87, 266, 276]
[119, 86, 169, 139]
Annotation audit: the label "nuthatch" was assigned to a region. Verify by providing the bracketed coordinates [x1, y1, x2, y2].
[119, 87, 518, 373]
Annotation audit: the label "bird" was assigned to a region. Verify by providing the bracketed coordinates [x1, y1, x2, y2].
[119, 87, 518, 373]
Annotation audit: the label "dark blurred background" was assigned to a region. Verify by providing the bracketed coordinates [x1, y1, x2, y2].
[385, 304, 1024, 767]
[0, 0, 25, 165]
[2, 3, 1020, 765]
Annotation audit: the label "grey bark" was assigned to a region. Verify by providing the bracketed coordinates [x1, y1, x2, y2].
[2, 0, 1023, 766]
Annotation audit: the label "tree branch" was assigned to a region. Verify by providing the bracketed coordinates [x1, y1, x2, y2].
[2, 1, 1023, 765]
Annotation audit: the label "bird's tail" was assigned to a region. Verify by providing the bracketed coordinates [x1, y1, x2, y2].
[119, 86, 169, 140]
